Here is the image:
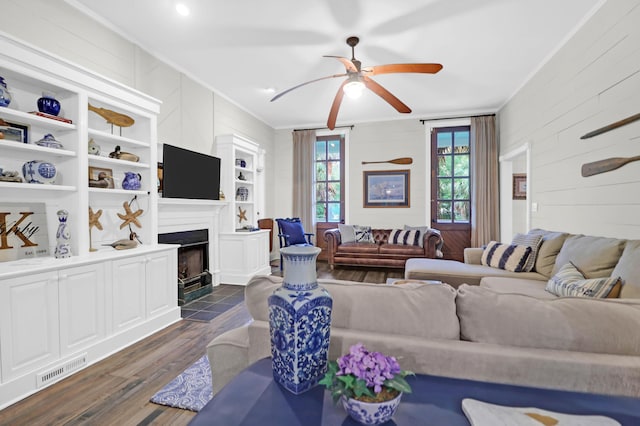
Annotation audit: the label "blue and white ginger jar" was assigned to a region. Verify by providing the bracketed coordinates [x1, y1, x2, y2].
[22, 160, 57, 184]
[0, 76, 12, 107]
[268, 246, 332, 394]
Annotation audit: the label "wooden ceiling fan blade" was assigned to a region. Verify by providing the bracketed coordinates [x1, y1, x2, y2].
[323, 55, 358, 72]
[270, 73, 347, 102]
[363, 76, 411, 113]
[367, 63, 443, 75]
[327, 80, 347, 130]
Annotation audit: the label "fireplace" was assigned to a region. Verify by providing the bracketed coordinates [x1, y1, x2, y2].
[158, 229, 212, 305]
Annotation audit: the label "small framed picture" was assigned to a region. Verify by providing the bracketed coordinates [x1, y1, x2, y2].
[513, 173, 527, 200]
[363, 169, 410, 208]
[88, 166, 115, 189]
[0, 120, 29, 143]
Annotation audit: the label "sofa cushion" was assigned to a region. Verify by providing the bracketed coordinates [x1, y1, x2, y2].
[479, 277, 555, 299]
[612, 240, 640, 299]
[511, 233, 543, 272]
[481, 241, 531, 272]
[389, 229, 421, 246]
[546, 262, 621, 298]
[245, 275, 460, 340]
[336, 242, 379, 254]
[528, 229, 569, 277]
[379, 243, 423, 256]
[405, 258, 546, 288]
[552, 235, 626, 279]
[456, 284, 640, 355]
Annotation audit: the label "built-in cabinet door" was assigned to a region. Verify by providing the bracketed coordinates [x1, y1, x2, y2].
[146, 250, 176, 317]
[112, 257, 146, 332]
[0, 272, 60, 381]
[59, 263, 106, 356]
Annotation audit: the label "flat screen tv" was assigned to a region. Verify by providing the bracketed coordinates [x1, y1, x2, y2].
[161, 144, 221, 200]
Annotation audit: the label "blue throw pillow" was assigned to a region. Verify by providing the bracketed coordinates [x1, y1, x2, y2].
[279, 220, 307, 245]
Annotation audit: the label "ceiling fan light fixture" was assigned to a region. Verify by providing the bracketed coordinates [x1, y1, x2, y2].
[343, 79, 365, 99]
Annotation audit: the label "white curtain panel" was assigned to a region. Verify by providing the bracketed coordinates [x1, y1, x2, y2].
[292, 130, 316, 235]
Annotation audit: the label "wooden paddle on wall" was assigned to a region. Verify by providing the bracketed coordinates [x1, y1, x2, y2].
[362, 157, 413, 165]
[581, 155, 640, 177]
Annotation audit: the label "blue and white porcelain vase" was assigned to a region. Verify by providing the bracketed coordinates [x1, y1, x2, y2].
[0, 76, 12, 107]
[22, 160, 57, 184]
[37, 92, 61, 116]
[55, 210, 71, 259]
[268, 246, 332, 394]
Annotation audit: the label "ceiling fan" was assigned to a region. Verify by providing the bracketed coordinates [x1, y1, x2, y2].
[270, 36, 443, 130]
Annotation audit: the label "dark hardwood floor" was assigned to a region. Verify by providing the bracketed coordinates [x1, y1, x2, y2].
[0, 261, 403, 426]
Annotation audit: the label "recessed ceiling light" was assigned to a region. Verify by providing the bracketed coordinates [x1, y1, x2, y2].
[175, 3, 190, 17]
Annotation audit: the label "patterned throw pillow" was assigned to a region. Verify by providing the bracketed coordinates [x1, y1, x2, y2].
[389, 229, 422, 246]
[481, 241, 532, 273]
[511, 232, 544, 272]
[546, 262, 621, 298]
[353, 225, 375, 243]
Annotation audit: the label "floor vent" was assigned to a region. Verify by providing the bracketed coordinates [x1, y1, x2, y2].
[36, 353, 88, 388]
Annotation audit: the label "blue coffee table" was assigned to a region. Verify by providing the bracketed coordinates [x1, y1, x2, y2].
[189, 358, 640, 425]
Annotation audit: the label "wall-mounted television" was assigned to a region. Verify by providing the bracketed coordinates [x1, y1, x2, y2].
[161, 144, 221, 200]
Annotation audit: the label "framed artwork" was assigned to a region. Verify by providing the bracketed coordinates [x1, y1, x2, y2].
[363, 169, 410, 208]
[88, 166, 115, 189]
[0, 120, 29, 143]
[513, 173, 527, 200]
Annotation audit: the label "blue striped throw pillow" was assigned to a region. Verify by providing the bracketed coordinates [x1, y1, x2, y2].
[481, 241, 532, 272]
[511, 233, 544, 272]
[389, 229, 421, 246]
[546, 262, 621, 298]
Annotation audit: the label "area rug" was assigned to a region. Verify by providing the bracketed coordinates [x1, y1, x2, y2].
[150, 355, 212, 411]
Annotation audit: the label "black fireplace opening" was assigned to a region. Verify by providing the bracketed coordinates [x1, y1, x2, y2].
[158, 229, 213, 305]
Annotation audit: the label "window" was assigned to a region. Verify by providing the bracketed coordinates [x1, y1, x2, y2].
[432, 126, 471, 223]
[315, 135, 344, 223]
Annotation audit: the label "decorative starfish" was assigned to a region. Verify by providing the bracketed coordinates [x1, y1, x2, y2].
[237, 206, 247, 222]
[117, 201, 143, 229]
[89, 207, 103, 230]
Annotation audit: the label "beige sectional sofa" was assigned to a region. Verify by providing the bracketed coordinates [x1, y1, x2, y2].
[206, 275, 640, 398]
[404, 229, 640, 300]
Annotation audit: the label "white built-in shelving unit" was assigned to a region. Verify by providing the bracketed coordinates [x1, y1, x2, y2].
[216, 134, 270, 284]
[0, 32, 179, 409]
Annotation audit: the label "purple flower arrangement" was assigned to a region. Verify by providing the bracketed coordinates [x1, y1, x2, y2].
[319, 343, 413, 403]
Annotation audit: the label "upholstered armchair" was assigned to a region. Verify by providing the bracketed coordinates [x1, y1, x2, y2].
[275, 218, 314, 269]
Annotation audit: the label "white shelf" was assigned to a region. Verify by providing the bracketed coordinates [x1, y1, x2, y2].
[88, 128, 150, 148]
[88, 155, 150, 169]
[0, 107, 76, 131]
[0, 181, 76, 191]
[0, 139, 76, 157]
[88, 187, 148, 196]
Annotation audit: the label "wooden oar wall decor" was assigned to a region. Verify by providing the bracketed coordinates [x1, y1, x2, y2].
[580, 112, 640, 177]
[362, 157, 413, 165]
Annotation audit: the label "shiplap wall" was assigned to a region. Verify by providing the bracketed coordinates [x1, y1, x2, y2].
[3, 0, 276, 217]
[499, 0, 640, 239]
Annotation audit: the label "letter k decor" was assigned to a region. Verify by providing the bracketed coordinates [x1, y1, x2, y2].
[0, 203, 50, 262]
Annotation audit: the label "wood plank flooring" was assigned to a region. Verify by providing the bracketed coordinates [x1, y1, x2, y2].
[0, 262, 403, 425]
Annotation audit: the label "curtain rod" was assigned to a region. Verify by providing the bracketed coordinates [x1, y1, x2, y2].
[420, 113, 495, 124]
[293, 125, 354, 132]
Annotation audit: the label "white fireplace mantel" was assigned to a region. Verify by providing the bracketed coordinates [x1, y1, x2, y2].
[157, 198, 228, 285]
